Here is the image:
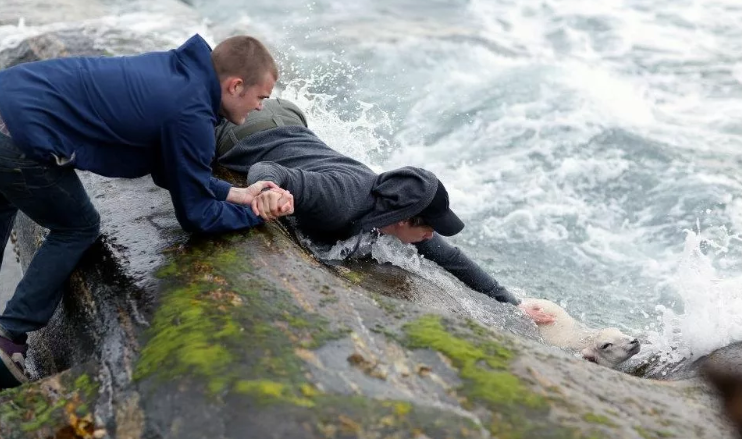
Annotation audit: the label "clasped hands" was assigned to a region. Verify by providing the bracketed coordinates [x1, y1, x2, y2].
[227, 181, 294, 221]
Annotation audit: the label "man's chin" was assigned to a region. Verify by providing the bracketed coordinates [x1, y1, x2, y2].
[221, 112, 246, 125]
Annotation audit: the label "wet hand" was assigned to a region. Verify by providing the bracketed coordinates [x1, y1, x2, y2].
[226, 180, 281, 206]
[251, 188, 294, 221]
[519, 302, 556, 325]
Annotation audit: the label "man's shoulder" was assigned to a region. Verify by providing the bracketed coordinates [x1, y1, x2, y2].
[152, 83, 215, 127]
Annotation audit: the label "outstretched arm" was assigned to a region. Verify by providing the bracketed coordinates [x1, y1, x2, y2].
[153, 98, 264, 234]
[414, 234, 519, 305]
[414, 235, 555, 323]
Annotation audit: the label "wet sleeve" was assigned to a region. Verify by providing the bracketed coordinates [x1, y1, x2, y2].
[157, 98, 264, 234]
[414, 234, 520, 305]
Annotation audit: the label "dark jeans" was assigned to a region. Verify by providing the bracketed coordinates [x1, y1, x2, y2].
[0, 133, 100, 342]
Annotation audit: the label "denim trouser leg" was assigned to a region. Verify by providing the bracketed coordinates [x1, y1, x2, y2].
[0, 134, 100, 341]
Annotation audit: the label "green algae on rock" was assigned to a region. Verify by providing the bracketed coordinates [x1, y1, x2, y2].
[0, 369, 100, 439]
[402, 315, 608, 439]
[136, 233, 347, 398]
[403, 315, 544, 408]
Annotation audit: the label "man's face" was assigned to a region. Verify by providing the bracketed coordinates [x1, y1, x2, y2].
[379, 221, 435, 244]
[219, 71, 276, 124]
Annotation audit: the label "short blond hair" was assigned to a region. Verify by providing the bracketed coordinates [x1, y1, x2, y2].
[211, 36, 278, 86]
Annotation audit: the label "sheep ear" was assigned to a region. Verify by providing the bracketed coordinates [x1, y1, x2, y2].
[581, 348, 598, 364]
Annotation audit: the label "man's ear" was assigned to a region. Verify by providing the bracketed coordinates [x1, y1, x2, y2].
[581, 347, 599, 364]
[222, 76, 243, 95]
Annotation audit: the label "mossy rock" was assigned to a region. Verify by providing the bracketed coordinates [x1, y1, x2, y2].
[0, 366, 100, 439]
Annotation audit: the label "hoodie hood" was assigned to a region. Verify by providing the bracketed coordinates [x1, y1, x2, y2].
[355, 166, 439, 233]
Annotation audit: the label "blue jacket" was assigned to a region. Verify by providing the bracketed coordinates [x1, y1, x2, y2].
[0, 34, 262, 233]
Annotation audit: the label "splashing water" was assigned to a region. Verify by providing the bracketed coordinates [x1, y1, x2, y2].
[278, 71, 395, 169]
[642, 228, 742, 369]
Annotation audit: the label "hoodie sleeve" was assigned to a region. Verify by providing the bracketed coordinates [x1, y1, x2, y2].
[414, 234, 520, 305]
[156, 96, 264, 234]
[246, 161, 291, 187]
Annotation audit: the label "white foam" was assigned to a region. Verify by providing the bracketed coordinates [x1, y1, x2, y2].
[560, 62, 655, 126]
[0, 0, 208, 55]
[278, 77, 392, 171]
[643, 230, 742, 365]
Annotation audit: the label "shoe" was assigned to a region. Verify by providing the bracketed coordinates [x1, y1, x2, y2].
[0, 335, 28, 389]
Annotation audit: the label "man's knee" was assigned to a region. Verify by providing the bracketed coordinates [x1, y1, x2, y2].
[57, 207, 100, 243]
[81, 209, 101, 242]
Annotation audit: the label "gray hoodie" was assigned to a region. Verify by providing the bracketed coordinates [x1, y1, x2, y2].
[217, 124, 518, 305]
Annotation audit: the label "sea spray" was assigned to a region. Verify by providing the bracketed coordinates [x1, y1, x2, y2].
[642, 228, 742, 373]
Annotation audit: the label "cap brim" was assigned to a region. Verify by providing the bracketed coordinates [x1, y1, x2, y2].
[425, 210, 465, 237]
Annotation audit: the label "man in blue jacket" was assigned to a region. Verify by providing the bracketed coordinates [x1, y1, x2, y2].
[0, 34, 293, 389]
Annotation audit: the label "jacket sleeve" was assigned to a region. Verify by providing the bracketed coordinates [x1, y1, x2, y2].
[152, 172, 231, 202]
[157, 98, 264, 234]
[414, 234, 520, 305]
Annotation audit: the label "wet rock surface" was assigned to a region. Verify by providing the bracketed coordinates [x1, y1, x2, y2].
[0, 29, 106, 68]
[0, 25, 739, 439]
[702, 358, 742, 438]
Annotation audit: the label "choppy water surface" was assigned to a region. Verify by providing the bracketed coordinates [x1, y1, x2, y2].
[3, 0, 742, 372]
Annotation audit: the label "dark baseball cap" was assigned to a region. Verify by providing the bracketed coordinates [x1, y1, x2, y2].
[417, 180, 464, 236]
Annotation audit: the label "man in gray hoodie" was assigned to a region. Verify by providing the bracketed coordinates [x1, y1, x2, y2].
[216, 98, 552, 322]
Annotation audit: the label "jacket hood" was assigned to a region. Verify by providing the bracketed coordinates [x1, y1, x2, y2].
[355, 166, 438, 233]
